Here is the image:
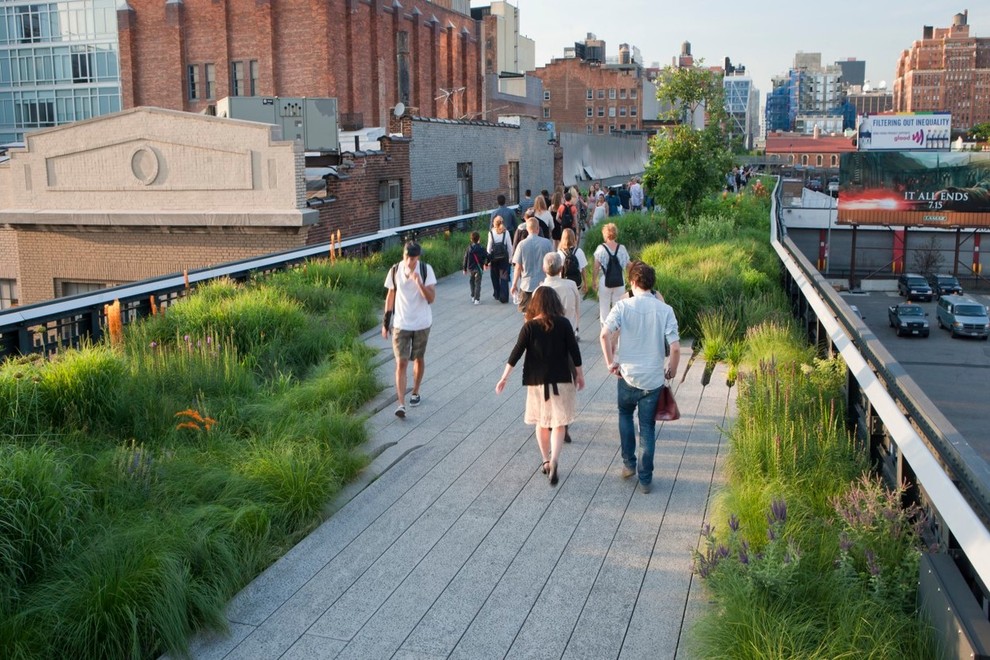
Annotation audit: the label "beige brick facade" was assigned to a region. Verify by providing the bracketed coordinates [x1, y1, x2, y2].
[0, 107, 316, 306]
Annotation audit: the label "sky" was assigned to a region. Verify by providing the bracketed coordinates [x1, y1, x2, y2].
[472, 1, 987, 103]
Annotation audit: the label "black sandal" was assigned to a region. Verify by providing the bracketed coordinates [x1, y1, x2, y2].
[540, 461, 550, 475]
[548, 463, 559, 486]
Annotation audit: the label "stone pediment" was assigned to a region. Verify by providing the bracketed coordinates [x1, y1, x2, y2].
[44, 138, 253, 192]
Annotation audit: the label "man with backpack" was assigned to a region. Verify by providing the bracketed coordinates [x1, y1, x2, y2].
[382, 241, 437, 419]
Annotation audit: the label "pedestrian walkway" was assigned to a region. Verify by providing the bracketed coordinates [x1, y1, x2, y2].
[178, 272, 737, 659]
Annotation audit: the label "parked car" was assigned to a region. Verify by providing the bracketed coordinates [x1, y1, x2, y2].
[896, 273, 933, 302]
[926, 273, 963, 299]
[888, 303, 930, 337]
[936, 295, 990, 339]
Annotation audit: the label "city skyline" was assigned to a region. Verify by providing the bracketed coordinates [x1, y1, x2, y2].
[482, 2, 986, 103]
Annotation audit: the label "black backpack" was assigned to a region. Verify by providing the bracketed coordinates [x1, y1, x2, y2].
[559, 203, 575, 230]
[489, 232, 509, 264]
[563, 248, 582, 286]
[603, 244, 624, 288]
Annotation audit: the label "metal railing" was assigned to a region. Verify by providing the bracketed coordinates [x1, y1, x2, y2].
[0, 207, 505, 361]
[772, 179, 990, 652]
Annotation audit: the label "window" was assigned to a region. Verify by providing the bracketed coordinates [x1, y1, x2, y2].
[586, 88, 593, 100]
[0, 279, 17, 309]
[609, 88, 616, 99]
[456, 162, 473, 213]
[597, 124, 604, 134]
[230, 61, 245, 96]
[586, 106, 593, 117]
[249, 60, 258, 96]
[508, 161, 519, 204]
[205, 63, 216, 99]
[619, 124, 626, 130]
[597, 106, 604, 117]
[609, 125, 616, 133]
[597, 89, 605, 99]
[187, 64, 200, 100]
[543, 90, 551, 101]
[586, 125, 593, 134]
[608, 107, 616, 117]
[543, 107, 550, 118]
[816, 155, 823, 166]
[59, 280, 107, 298]
[619, 106, 626, 117]
[631, 89, 638, 99]
[619, 89, 627, 99]
[71, 47, 92, 83]
[630, 107, 638, 117]
[801, 155, 809, 165]
[17, 6, 40, 43]
[830, 155, 838, 167]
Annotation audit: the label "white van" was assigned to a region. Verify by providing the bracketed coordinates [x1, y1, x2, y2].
[936, 295, 990, 339]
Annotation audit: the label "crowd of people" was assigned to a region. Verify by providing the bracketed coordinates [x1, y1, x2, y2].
[382, 181, 680, 495]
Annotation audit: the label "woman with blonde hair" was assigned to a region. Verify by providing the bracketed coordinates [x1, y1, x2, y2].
[487, 215, 513, 303]
[495, 287, 584, 486]
[532, 194, 553, 240]
[592, 222, 631, 325]
[558, 228, 588, 293]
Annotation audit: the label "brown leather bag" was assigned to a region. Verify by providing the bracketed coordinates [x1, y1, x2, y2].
[654, 382, 680, 421]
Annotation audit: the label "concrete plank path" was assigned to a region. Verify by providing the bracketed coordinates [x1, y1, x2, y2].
[179, 269, 736, 660]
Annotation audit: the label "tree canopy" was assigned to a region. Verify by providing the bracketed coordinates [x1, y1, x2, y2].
[971, 122, 990, 142]
[643, 64, 733, 222]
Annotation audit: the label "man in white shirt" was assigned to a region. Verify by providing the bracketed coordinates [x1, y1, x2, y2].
[382, 241, 437, 418]
[629, 177, 644, 211]
[600, 262, 680, 493]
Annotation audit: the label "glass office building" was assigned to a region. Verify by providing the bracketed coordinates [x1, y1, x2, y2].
[0, 0, 120, 144]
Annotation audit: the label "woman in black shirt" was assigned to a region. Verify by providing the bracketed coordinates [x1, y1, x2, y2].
[495, 287, 584, 485]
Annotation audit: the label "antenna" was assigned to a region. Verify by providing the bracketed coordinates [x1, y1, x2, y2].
[393, 102, 406, 118]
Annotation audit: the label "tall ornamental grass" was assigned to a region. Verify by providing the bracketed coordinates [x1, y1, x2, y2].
[0, 231, 467, 659]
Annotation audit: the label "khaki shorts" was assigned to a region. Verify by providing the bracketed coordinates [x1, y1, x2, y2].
[392, 327, 431, 361]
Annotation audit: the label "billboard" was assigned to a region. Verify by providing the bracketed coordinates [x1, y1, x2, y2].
[838, 151, 990, 227]
[857, 112, 952, 151]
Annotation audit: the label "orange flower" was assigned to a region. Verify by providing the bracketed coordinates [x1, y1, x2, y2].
[175, 421, 202, 431]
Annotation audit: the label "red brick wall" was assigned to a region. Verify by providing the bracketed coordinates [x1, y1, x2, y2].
[531, 58, 646, 135]
[119, 0, 482, 125]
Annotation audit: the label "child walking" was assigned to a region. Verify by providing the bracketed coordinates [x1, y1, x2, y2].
[463, 231, 489, 305]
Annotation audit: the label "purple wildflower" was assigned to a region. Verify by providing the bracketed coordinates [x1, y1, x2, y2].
[728, 514, 740, 532]
[206, 336, 212, 345]
[149, 341, 157, 349]
[770, 497, 787, 524]
[767, 525, 776, 542]
[184, 334, 191, 342]
[865, 548, 880, 577]
[716, 544, 730, 560]
[839, 532, 852, 553]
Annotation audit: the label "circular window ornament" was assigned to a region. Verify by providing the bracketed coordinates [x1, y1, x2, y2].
[130, 145, 160, 185]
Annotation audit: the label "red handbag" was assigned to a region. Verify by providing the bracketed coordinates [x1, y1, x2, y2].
[654, 382, 680, 421]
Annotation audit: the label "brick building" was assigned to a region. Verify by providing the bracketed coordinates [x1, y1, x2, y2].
[117, 0, 484, 129]
[765, 133, 856, 170]
[894, 10, 990, 131]
[0, 107, 315, 306]
[308, 114, 556, 244]
[532, 51, 657, 136]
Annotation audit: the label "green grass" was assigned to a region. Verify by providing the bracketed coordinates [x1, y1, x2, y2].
[0, 232, 467, 659]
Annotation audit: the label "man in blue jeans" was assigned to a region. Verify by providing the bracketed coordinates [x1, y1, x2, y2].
[599, 262, 680, 493]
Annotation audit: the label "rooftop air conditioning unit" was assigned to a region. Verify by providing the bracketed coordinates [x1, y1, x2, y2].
[215, 96, 339, 152]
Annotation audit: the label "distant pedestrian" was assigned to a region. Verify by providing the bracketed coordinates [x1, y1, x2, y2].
[629, 177, 644, 211]
[600, 261, 680, 494]
[382, 241, 437, 419]
[533, 194, 553, 239]
[496, 287, 585, 486]
[462, 231, 488, 305]
[592, 222, 631, 325]
[518, 189, 534, 217]
[592, 194, 608, 226]
[491, 194, 517, 235]
[511, 214, 554, 313]
[487, 215, 513, 303]
[606, 188, 621, 217]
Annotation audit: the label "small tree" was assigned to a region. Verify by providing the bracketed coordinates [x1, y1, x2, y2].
[643, 63, 732, 223]
[911, 236, 944, 278]
[971, 122, 990, 143]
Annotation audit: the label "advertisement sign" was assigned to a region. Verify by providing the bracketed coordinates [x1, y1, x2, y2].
[838, 151, 990, 227]
[857, 112, 952, 151]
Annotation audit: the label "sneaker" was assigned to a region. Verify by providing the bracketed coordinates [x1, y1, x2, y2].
[638, 481, 652, 494]
[474, 299, 480, 305]
[621, 466, 636, 479]
[409, 393, 421, 407]
[395, 405, 406, 419]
